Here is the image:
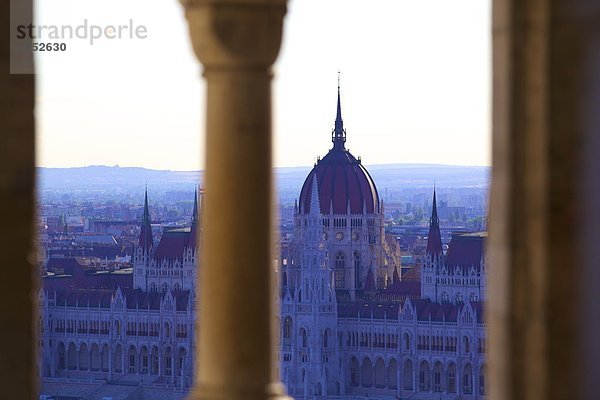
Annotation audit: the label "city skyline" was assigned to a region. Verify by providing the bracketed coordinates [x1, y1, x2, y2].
[36, 0, 491, 171]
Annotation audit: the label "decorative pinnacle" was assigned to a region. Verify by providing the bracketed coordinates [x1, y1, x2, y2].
[332, 71, 346, 148]
[192, 185, 199, 224]
[142, 186, 151, 224]
[430, 187, 439, 227]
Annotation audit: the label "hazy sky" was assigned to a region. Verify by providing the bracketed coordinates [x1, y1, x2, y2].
[36, 0, 491, 171]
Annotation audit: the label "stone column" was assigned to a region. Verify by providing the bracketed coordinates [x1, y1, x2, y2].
[396, 357, 401, 398]
[412, 361, 416, 394]
[489, 1, 600, 400]
[158, 352, 162, 377]
[0, 0, 36, 399]
[181, 0, 289, 399]
[108, 347, 113, 380]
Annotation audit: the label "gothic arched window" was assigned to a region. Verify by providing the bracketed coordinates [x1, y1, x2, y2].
[479, 365, 486, 395]
[441, 292, 450, 303]
[335, 253, 345, 269]
[463, 364, 473, 394]
[164, 322, 171, 339]
[283, 317, 292, 340]
[300, 328, 307, 348]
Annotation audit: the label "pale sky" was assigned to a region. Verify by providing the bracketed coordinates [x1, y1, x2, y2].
[36, 0, 491, 171]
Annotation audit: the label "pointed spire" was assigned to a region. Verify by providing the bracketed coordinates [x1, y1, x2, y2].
[63, 215, 69, 236]
[431, 185, 439, 227]
[364, 267, 376, 292]
[393, 265, 401, 284]
[426, 186, 443, 256]
[142, 186, 151, 224]
[189, 187, 201, 250]
[332, 71, 346, 148]
[138, 189, 154, 251]
[309, 174, 321, 215]
[191, 186, 199, 225]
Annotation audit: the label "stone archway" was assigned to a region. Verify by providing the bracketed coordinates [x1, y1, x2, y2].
[78, 343, 89, 371]
[360, 357, 373, 388]
[90, 343, 100, 371]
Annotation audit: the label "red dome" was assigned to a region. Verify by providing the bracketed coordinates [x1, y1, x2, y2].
[298, 85, 379, 215]
[299, 148, 380, 215]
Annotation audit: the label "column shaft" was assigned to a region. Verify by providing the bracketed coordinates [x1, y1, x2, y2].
[489, 1, 600, 400]
[196, 69, 282, 399]
[0, 0, 36, 398]
[183, 1, 288, 398]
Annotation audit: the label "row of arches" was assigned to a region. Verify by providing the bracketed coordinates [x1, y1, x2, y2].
[149, 282, 182, 292]
[113, 320, 178, 339]
[345, 330, 480, 356]
[56, 342, 188, 377]
[348, 356, 486, 395]
[440, 290, 480, 303]
[282, 319, 332, 350]
[52, 318, 183, 339]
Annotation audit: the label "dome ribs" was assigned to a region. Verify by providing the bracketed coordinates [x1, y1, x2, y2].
[297, 83, 379, 216]
[299, 147, 379, 216]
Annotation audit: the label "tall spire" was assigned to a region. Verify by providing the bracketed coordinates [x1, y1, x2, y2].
[309, 174, 321, 215]
[431, 186, 439, 228]
[426, 187, 443, 256]
[139, 188, 153, 251]
[191, 186, 199, 225]
[332, 71, 346, 148]
[189, 187, 201, 250]
[142, 186, 150, 224]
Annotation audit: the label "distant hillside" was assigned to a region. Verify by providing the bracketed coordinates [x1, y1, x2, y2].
[38, 165, 202, 193]
[37, 164, 490, 200]
[367, 164, 490, 190]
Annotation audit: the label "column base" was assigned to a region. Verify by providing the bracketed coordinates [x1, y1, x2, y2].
[188, 382, 293, 400]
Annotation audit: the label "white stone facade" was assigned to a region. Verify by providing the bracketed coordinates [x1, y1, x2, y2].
[38, 191, 200, 394]
[280, 190, 488, 399]
[38, 287, 196, 389]
[278, 93, 488, 398]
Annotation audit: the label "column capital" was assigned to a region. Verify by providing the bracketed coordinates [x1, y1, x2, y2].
[182, 0, 287, 71]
